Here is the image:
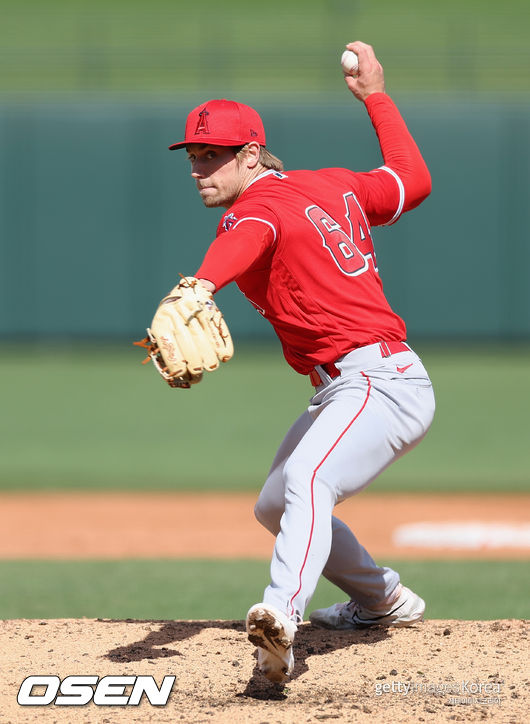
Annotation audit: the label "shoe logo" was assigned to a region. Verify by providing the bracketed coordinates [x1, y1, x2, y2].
[353, 599, 407, 624]
[397, 363, 413, 374]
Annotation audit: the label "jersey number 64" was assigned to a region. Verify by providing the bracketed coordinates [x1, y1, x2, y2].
[306, 192, 377, 277]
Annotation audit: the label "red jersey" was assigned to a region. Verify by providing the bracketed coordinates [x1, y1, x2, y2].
[196, 93, 431, 375]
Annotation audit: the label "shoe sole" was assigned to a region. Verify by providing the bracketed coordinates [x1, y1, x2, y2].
[246, 606, 293, 680]
[247, 607, 293, 654]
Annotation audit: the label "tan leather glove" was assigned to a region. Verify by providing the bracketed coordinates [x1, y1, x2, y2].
[135, 277, 233, 388]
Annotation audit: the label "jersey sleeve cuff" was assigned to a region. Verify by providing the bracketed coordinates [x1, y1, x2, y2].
[377, 166, 405, 225]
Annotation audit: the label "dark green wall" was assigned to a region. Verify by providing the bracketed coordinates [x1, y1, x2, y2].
[2, 98, 529, 340]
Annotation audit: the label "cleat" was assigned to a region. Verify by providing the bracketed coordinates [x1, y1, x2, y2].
[309, 585, 425, 630]
[246, 603, 297, 683]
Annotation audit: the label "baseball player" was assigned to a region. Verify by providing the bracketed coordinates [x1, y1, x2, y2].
[166, 41, 435, 682]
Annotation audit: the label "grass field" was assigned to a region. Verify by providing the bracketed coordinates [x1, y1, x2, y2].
[1, 343, 529, 493]
[0, 559, 528, 622]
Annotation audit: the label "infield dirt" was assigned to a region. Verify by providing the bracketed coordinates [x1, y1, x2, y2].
[1, 618, 528, 723]
[1, 492, 529, 559]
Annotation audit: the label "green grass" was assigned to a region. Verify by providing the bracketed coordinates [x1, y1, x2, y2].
[1, 0, 529, 95]
[0, 559, 527, 621]
[1, 343, 529, 493]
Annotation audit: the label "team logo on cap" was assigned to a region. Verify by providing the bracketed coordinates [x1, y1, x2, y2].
[195, 109, 210, 135]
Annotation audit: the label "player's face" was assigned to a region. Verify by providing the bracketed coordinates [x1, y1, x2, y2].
[187, 144, 243, 208]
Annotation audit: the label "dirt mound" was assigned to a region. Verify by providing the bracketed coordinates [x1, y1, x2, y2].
[1, 619, 527, 723]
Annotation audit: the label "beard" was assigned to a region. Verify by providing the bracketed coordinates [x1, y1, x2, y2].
[198, 183, 239, 209]
[201, 194, 224, 208]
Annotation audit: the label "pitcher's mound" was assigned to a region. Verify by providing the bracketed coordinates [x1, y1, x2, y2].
[2, 618, 527, 722]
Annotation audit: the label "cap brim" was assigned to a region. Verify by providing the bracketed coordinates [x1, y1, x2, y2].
[169, 137, 263, 151]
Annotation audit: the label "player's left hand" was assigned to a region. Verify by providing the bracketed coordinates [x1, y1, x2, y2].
[344, 41, 385, 102]
[134, 277, 234, 388]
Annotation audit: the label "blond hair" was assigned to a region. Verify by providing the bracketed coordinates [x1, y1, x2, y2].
[235, 144, 284, 172]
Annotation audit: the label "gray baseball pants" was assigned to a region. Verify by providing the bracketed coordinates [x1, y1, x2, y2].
[254, 343, 435, 622]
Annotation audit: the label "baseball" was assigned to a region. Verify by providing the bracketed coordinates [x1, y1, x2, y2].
[341, 49, 359, 77]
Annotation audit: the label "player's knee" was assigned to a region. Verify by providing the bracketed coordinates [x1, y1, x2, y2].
[283, 458, 316, 492]
[283, 459, 336, 501]
[254, 499, 282, 535]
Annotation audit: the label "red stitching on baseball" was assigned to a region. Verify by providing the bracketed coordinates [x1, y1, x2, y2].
[288, 372, 372, 617]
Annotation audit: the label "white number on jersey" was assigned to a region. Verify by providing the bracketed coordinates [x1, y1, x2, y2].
[305, 192, 377, 276]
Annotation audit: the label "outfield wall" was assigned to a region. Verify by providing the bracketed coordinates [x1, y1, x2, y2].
[1, 98, 529, 339]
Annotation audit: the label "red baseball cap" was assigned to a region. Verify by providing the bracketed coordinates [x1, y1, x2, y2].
[169, 99, 266, 150]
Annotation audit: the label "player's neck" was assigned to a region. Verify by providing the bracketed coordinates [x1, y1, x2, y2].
[238, 163, 268, 197]
[220, 162, 269, 209]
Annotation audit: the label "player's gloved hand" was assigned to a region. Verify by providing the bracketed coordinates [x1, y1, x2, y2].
[134, 276, 233, 388]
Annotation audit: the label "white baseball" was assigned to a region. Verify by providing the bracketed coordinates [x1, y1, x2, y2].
[341, 49, 359, 77]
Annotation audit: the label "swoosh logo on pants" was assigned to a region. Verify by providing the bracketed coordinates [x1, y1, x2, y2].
[397, 363, 413, 374]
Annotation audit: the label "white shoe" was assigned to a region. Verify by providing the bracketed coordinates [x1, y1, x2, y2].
[246, 603, 297, 683]
[309, 585, 425, 630]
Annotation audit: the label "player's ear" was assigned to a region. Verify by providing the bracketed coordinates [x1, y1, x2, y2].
[245, 142, 261, 169]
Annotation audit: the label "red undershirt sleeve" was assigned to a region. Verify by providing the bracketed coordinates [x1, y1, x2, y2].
[360, 92, 432, 225]
[196, 219, 276, 291]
